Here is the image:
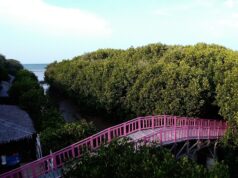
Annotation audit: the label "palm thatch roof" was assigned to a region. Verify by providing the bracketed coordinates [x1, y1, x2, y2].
[0, 105, 35, 144]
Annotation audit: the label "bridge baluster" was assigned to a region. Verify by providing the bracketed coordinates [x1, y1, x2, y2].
[160, 131, 162, 144]
[123, 123, 126, 136]
[108, 128, 111, 142]
[152, 116, 154, 129]
[198, 123, 200, 140]
[208, 120, 210, 139]
[186, 121, 189, 139]
[91, 136, 94, 149]
[71, 145, 75, 158]
[138, 117, 141, 130]
[174, 116, 177, 142]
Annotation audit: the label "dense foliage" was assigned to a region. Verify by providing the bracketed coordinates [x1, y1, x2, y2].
[45, 43, 238, 125]
[63, 139, 229, 178]
[40, 120, 96, 153]
[8, 69, 63, 131]
[5, 66, 96, 154]
[8, 69, 97, 155]
[218, 145, 238, 177]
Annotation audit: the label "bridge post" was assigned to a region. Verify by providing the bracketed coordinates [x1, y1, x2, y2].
[90, 136, 94, 150]
[217, 121, 220, 139]
[124, 123, 127, 136]
[50, 151, 57, 171]
[208, 120, 210, 139]
[186, 120, 189, 140]
[152, 116, 154, 129]
[32, 167, 37, 178]
[71, 145, 75, 158]
[108, 128, 111, 142]
[138, 117, 141, 131]
[174, 116, 177, 142]
[164, 115, 166, 128]
[198, 121, 200, 140]
[160, 131, 162, 145]
[219, 120, 222, 136]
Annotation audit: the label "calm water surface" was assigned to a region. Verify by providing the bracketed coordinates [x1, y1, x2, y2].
[23, 64, 48, 92]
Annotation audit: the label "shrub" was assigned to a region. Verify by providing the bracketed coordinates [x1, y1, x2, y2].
[63, 139, 229, 178]
[40, 120, 97, 154]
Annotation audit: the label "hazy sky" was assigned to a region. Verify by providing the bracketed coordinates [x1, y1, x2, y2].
[0, 0, 237, 64]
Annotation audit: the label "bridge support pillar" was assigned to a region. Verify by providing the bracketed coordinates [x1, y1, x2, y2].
[211, 141, 218, 160]
[214, 141, 218, 159]
[175, 140, 212, 160]
[176, 141, 189, 159]
[186, 141, 189, 155]
[170, 143, 177, 152]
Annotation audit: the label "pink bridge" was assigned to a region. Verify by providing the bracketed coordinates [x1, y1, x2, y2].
[0, 115, 227, 178]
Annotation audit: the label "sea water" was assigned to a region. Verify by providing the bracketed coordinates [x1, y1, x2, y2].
[23, 64, 48, 82]
[23, 64, 48, 92]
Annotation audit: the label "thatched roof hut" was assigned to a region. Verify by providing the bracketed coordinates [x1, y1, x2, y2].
[0, 105, 35, 144]
[0, 105, 37, 167]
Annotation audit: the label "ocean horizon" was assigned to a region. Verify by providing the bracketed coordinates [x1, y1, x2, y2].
[23, 64, 48, 82]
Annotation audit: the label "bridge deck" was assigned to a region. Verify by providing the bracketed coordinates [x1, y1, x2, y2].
[0, 115, 227, 178]
[128, 127, 221, 145]
[128, 128, 162, 140]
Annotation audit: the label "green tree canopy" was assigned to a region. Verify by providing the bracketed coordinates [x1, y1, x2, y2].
[63, 139, 229, 178]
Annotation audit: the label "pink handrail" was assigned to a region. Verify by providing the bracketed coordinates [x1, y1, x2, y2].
[0, 115, 227, 178]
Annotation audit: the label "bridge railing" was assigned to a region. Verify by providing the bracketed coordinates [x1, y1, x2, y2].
[0, 115, 227, 178]
[137, 117, 226, 145]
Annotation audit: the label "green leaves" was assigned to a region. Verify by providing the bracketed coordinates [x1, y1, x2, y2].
[45, 43, 238, 143]
[45, 43, 238, 121]
[40, 120, 96, 154]
[63, 139, 229, 178]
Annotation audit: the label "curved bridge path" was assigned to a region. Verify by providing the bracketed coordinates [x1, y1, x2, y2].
[0, 115, 227, 178]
